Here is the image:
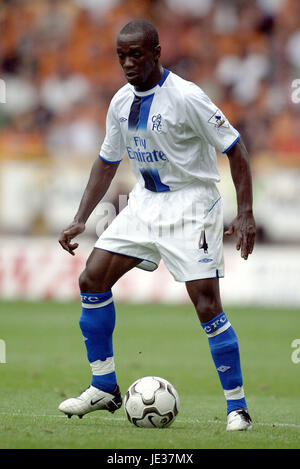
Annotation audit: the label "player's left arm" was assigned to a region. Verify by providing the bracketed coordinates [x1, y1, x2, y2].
[224, 136, 256, 260]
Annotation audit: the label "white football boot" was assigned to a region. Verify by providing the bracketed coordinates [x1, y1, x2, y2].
[226, 409, 252, 431]
[58, 385, 122, 419]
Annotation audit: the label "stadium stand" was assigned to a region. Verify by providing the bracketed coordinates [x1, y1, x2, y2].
[0, 0, 300, 241]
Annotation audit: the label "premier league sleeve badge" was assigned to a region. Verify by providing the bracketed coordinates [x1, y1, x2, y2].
[208, 110, 230, 129]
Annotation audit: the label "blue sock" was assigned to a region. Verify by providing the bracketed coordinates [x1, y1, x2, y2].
[79, 291, 117, 393]
[201, 312, 247, 414]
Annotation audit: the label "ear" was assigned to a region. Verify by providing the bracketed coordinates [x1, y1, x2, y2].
[154, 44, 161, 61]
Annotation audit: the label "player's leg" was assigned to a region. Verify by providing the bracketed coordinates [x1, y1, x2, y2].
[79, 248, 140, 387]
[186, 278, 252, 431]
[79, 247, 141, 292]
[59, 249, 140, 418]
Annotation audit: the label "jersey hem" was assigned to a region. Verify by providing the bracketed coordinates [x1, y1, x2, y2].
[98, 154, 122, 164]
[94, 246, 158, 272]
[174, 269, 224, 282]
[222, 134, 241, 154]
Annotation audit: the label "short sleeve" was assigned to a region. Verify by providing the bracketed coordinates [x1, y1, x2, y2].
[99, 98, 126, 164]
[185, 84, 240, 154]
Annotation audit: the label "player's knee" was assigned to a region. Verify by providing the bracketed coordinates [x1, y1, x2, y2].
[79, 265, 112, 293]
[79, 268, 98, 292]
[193, 293, 222, 323]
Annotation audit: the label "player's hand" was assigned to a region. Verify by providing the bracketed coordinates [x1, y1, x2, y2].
[224, 211, 256, 260]
[59, 221, 85, 256]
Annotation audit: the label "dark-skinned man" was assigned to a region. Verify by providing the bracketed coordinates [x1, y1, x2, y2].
[58, 20, 256, 431]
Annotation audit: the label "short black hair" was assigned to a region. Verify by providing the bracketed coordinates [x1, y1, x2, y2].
[118, 20, 159, 50]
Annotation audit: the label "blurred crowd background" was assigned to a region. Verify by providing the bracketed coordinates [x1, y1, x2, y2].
[0, 0, 300, 243]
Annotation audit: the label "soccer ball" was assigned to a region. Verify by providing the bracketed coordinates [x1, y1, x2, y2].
[124, 376, 179, 428]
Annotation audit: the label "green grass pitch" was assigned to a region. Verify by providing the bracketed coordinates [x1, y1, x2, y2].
[0, 300, 300, 449]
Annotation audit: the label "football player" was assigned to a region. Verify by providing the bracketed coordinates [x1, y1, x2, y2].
[59, 20, 255, 431]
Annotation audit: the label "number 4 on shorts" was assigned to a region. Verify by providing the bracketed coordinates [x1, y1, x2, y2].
[199, 230, 208, 254]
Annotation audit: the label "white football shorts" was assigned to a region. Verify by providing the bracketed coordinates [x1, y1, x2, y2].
[95, 182, 224, 282]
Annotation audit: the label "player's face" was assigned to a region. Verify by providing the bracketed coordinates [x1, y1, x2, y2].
[116, 32, 160, 91]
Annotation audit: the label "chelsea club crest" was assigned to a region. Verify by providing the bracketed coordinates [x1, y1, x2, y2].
[152, 114, 162, 133]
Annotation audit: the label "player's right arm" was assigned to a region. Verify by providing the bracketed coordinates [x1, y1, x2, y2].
[59, 157, 120, 255]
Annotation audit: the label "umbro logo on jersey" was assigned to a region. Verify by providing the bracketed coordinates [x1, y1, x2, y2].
[199, 258, 213, 263]
[119, 117, 127, 122]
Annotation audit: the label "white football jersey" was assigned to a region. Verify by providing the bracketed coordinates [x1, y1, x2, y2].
[99, 69, 240, 192]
